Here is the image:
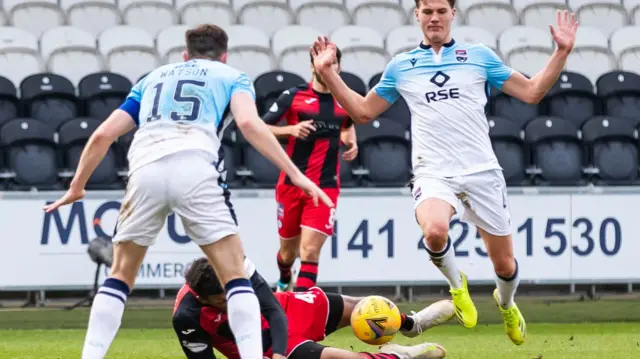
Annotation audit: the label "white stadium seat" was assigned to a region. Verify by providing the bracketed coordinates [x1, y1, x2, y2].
[0, 27, 43, 86]
[568, 0, 628, 37]
[513, 0, 567, 30]
[99, 26, 160, 83]
[272, 26, 323, 81]
[156, 25, 190, 64]
[3, 0, 65, 38]
[290, 0, 349, 35]
[40, 26, 103, 86]
[625, 0, 640, 24]
[176, 0, 235, 27]
[345, 0, 406, 36]
[451, 26, 498, 52]
[565, 26, 616, 84]
[119, 0, 179, 37]
[385, 26, 423, 56]
[331, 25, 389, 84]
[499, 26, 554, 76]
[60, 0, 121, 38]
[609, 26, 640, 74]
[225, 25, 274, 80]
[458, 0, 518, 36]
[234, 0, 294, 37]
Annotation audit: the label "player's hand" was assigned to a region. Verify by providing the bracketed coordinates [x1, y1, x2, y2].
[42, 186, 86, 213]
[550, 9, 578, 54]
[310, 36, 337, 71]
[290, 120, 316, 139]
[272, 354, 287, 359]
[342, 141, 358, 161]
[290, 174, 334, 208]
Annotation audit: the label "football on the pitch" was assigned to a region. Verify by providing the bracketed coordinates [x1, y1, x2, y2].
[350, 295, 402, 345]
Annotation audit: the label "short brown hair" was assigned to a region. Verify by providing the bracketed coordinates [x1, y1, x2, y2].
[310, 46, 342, 65]
[185, 24, 228, 60]
[185, 257, 224, 297]
[414, 0, 455, 8]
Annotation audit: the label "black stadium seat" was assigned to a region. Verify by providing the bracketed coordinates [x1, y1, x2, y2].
[339, 146, 358, 188]
[489, 85, 539, 128]
[356, 117, 411, 187]
[116, 128, 136, 170]
[79, 72, 132, 121]
[524, 116, 585, 186]
[596, 71, 640, 126]
[20, 73, 78, 130]
[0, 118, 60, 190]
[237, 130, 284, 188]
[219, 123, 240, 187]
[581, 116, 639, 185]
[488, 116, 529, 186]
[0, 76, 19, 126]
[254, 71, 305, 115]
[543, 71, 597, 128]
[368, 72, 382, 89]
[58, 117, 121, 189]
[340, 71, 367, 96]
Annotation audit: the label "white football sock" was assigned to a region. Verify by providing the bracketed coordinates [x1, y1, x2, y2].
[82, 278, 129, 359]
[425, 239, 463, 289]
[496, 259, 520, 308]
[225, 278, 263, 359]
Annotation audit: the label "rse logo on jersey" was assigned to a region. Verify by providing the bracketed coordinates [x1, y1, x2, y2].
[425, 71, 460, 103]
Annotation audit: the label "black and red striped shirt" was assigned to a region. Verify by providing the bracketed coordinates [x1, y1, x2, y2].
[262, 84, 353, 188]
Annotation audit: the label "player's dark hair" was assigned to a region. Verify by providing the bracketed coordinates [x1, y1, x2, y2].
[413, 0, 455, 8]
[184, 257, 224, 297]
[185, 24, 228, 61]
[310, 46, 342, 65]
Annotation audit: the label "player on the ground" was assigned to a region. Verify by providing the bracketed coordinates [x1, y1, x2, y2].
[173, 257, 453, 359]
[43, 24, 334, 359]
[262, 47, 358, 292]
[309, 0, 578, 345]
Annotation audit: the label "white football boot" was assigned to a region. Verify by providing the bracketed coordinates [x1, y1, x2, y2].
[380, 342, 447, 359]
[401, 300, 456, 338]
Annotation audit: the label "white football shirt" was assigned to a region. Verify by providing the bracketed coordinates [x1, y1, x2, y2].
[374, 40, 514, 177]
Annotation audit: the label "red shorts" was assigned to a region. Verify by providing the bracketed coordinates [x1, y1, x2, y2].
[275, 287, 329, 355]
[275, 184, 339, 238]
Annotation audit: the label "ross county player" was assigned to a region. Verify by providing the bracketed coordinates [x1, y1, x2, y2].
[309, 0, 578, 345]
[43, 24, 333, 359]
[173, 257, 453, 359]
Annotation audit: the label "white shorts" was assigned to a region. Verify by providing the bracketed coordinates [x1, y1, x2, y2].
[411, 169, 511, 236]
[112, 150, 239, 247]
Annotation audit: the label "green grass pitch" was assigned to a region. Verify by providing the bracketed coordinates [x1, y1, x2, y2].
[1, 295, 639, 359]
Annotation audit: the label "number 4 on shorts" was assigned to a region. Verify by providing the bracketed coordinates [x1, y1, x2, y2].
[294, 292, 316, 304]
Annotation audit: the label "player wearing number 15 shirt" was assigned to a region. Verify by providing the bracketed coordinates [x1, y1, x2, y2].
[42, 24, 332, 359]
[262, 48, 358, 294]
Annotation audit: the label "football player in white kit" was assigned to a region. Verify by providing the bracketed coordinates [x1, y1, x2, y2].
[44, 25, 333, 359]
[310, 0, 578, 346]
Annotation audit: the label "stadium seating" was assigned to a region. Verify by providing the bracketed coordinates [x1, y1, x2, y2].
[0, 0, 639, 190]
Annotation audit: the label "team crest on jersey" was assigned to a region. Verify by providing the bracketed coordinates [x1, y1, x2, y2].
[455, 49, 467, 62]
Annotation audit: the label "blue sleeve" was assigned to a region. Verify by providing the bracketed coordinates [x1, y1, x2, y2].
[231, 72, 256, 100]
[118, 78, 144, 126]
[481, 46, 514, 90]
[373, 58, 401, 104]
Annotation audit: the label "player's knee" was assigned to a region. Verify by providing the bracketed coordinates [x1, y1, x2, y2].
[422, 221, 449, 249]
[299, 242, 321, 261]
[279, 245, 298, 264]
[493, 256, 517, 278]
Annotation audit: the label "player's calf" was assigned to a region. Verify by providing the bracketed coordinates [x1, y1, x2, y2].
[295, 228, 327, 291]
[277, 239, 299, 292]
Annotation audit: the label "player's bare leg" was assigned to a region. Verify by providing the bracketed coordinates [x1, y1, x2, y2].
[200, 234, 264, 358]
[321, 345, 446, 359]
[477, 228, 526, 345]
[416, 198, 477, 328]
[82, 241, 147, 359]
[277, 236, 300, 292]
[294, 227, 327, 291]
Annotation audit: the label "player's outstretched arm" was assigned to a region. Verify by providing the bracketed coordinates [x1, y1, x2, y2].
[311, 37, 391, 124]
[250, 272, 288, 358]
[501, 10, 578, 104]
[172, 312, 217, 359]
[231, 92, 334, 208]
[43, 109, 136, 213]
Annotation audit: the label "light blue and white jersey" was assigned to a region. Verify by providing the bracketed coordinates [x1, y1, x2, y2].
[125, 59, 255, 173]
[374, 40, 514, 177]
